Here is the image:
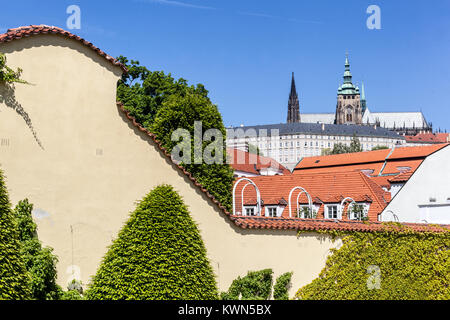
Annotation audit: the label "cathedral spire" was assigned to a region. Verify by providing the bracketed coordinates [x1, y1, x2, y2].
[343, 53, 353, 84]
[361, 81, 367, 113]
[287, 72, 301, 123]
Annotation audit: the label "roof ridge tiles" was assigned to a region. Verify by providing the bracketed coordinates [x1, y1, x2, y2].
[0, 25, 128, 72]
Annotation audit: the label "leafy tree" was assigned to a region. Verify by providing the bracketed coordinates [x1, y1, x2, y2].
[248, 143, 263, 156]
[117, 57, 234, 211]
[295, 230, 450, 300]
[13, 199, 62, 300]
[273, 272, 293, 300]
[150, 91, 234, 211]
[371, 145, 389, 151]
[329, 134, 363, 155]
[0, 169, 32, 299]
[86, 184, 218, 300]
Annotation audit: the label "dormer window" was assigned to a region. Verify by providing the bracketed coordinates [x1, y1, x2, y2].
[244, 206, 257, 216]
[265, 206, 278, 217]
[325, 205, 339, 219]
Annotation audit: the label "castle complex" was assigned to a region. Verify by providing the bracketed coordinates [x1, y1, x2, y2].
[289, 54, 433, 136]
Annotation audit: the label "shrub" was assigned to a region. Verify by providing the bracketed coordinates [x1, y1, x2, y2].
[0, 169, 32, 299]
[295, 230, 450, 300]
[273, 272, 293, 300]
[221, 269, 273, 300]
[86, 184, 218, 300]
[13, 199, 62, 300]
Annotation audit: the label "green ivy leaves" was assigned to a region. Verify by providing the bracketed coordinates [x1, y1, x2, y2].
[85, 184, 218, 300]
[295, 230, 450, 300]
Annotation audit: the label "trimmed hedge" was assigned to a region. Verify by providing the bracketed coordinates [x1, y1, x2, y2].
[0, 169, 31, 299]
[86, 184, 218, 300]
[295, 230, 450, 300]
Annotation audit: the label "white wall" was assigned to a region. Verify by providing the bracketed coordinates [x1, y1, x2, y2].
[381, 145, 450, 224]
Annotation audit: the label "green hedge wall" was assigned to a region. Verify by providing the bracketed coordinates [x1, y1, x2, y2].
[86, 184, 218, 300]
[295, 230, 450, 300]
[0, 169, 32, 299]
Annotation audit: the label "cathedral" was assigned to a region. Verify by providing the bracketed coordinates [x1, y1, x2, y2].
[287, 55, 433, 136]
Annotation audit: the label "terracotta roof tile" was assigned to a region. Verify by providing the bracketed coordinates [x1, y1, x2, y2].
[405, 133, 450, 143]
[388, 171, 414, 183]
[227, 148, 290, 175]
[0, 25, 127, 72]
[234, 171, 391, 220]
[230, 216, 450, 233]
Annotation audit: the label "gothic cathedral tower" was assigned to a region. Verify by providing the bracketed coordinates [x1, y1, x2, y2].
[287, 72, 301, 123]
[335, 54, 362, 125]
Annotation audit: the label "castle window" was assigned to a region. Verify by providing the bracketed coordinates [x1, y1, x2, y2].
[347, 113, 353, 122]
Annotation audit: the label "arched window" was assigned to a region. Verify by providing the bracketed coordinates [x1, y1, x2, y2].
[346, 113, 352, 122]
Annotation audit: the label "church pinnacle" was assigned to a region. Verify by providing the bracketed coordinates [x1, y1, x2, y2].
[287, 72, 301, 123]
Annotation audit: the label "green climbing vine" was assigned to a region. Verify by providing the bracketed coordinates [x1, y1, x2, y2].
[295, 229, 450, 300]
[0, 53, 28, 84]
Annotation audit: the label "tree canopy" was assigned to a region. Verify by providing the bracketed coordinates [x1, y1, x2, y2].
[323, 134, 363, 155]
[116, 57, 234, 211]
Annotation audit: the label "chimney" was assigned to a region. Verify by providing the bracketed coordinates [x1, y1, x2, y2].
[321, 123, 325, 131]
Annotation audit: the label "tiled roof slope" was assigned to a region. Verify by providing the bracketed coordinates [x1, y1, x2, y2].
[388, 171, 414, 183]
[295, 148, 392, 171]
[227, 148, 290, 175]
[405, 133, 449, 143]
[294, 144, 447, 171]
[0, 25, 127, 72]
[231, 217, 449, 233]
[235, 171, 391, 220]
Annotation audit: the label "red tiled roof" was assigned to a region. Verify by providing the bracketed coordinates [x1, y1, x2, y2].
[0, 25, 127, 72]
[230, 216, 450, 233]
[388, 171, 414, 183]
[388, 144, 447, 159]
[405, 133, 449, 143]
[227, 148, 290, 175]
[368, 175, 392, 189]
[294, 144, 447, 172]
[234, 171, 391, 221]
[295, 148, 392, 170]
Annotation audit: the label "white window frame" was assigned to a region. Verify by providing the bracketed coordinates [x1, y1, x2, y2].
[265, 206, 278, 218]
[348, 203, 369, 221]
[244, 206, 257, 217]
[298, 205, 317, 219]
[325, 205, 340, 219]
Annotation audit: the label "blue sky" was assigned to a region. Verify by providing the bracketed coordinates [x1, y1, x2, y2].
[2, 0, 450, 131]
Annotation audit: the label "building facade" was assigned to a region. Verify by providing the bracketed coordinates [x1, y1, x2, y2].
[227, 122, 405, 169]
[380, 144, 450, 224]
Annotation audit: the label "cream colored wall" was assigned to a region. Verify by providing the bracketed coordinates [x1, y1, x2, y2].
[0, 34, 339, 297]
